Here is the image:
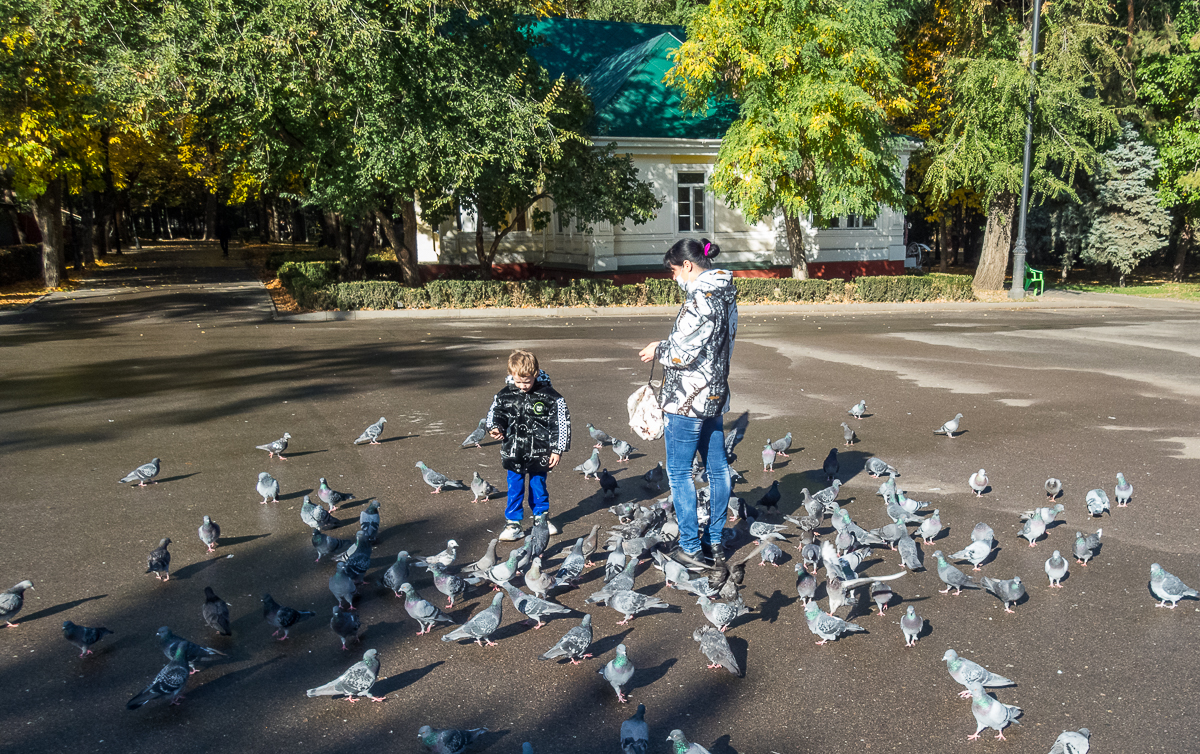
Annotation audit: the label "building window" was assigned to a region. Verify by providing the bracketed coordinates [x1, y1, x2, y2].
[677, 172, 706, 232]
[514, 209, 527, 232]
[829, 214, 875, 228]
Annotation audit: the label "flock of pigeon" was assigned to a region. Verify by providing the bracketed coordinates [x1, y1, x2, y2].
[4, 394, 1195, 754]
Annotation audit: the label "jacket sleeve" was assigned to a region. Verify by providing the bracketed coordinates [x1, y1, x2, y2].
[657, 292, 717, 369]
[552, 397, 571, 455]
[485, 393, 507, 432]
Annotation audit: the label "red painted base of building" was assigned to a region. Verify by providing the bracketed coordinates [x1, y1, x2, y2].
[420, 259, 904, 284]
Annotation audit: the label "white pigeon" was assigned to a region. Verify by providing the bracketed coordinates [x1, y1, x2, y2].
[968, 469, 988, 496]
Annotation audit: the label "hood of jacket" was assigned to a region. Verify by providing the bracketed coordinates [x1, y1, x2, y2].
[505, 369, 552, 388]
[684, 268, 735, 298]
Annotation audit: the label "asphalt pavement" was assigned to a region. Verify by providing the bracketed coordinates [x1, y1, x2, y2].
[2, 242, 1199, 754]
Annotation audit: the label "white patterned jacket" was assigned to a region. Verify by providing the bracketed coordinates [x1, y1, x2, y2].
[656, 268, 738, 418]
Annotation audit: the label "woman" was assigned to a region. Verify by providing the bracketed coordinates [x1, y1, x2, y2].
[639, 237, 738, 568]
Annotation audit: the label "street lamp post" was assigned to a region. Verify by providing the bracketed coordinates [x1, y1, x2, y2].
[1010, 0, 1042, 300]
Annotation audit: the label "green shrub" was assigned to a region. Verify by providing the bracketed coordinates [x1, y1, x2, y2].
[849, 273, 976, 302]
[644, 278, 682, 305]
[278, 260, 339, 289]
[734, 277, 840, 303]
[0, 244, 43, 285]
[927, 273, 976, 301]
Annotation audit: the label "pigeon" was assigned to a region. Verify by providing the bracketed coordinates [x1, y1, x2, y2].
[575, 449, 601, 479]
[0, 581, 32, 629]
[1150, 563, 1199, 608]
[1073, 529, 1102, 565]
[966, 682, 1023, 741]
[951, 539, 992, 571]
[1020, 503, 1065, 524]
[306, 648, 384, 702]
[762, 444, 776, 472]
[611, 501, 640, 523]
[804, 602, 865, 644]
[755, 481, 781, 511]
[126, 645, 189, 709]
[812, 480, 842, 511]
[1045, 550, 1068, 587]
[1045, 477, 1063, 499]
[588, 557, 637, 604]
[525, 556, 552, 598]
[580, 523, 600, 567]
[642, 463, 665, 491]
[800, 541, 821, 574]
[156, 627, 227, 673]
[870, 520, 907, 550]
[1049, 728, 1091, 754]
[198, 515, 220, 553]
[329, 562, 358, 609]
[866, 457, 898, 478]
[302, 495, 340, 530]
[500, 582, 571, 628]
[608, 590, 668, 624]
[552, 537, 587, 589]
[255, 433, 290, 459]
[262, 593, 316, 640]
[257, 471, 280, 504]
[942, 649, 1016, 696]
[1019, 516, 1046, 547]
[748, 519, 787, 541]
[934, 412, 963, 437]
[354, 417, 386, 445]
[539, 613, 593, 663]
[587, 423, 614, 448]
[822, 448, 839, 483]
[400, 583, 456, 635]
[312, 529, 353, 562]
[202, 586, 231, 635]
[667, 730, 711, 754]
[620, 703, 650, 754]
[1085, 488, 1110, 517]
[471, 472, 499, 503]
[330, 606, 360, 649]
[62, 620, 112, 657]
[606, 546, 629, 583]
[848, 400, 867, 419]
[613, 439, 636, 462]
[441, 592, 503, 646]
[933, 550, 980, 595]
[461, 418, 487, 448]
[971, 522, 995, 543]
[1115, 473, 1132, 507]
[482, 546, 523, 586]
[417, 725, 488, 754]
[693, 625, 741, 675]
[841, 422, 857, 446]
[600, 643, 635, 702]
[760, 538, 784, 566]
[464, 540, 500, 580]
[900, 604, 924, 646]
[416, 462, 467, 493]
[318, 477, 354, 511]
[980, 575, 1026, 613]
[697, 594, 750, 632]
[870, 580, 894, 615]
[916, 510, 942, 544]
[795, 566, 817, 603]
[381, 551, 414, 597]
[769, 432, 792, 457]
[359, 500, 381, 544]
[146, 538, 172, 581]
[119, 458, 160, 487]
[340, 531, 373, 582]
[968, 469, 988, 496]
[599, 468, 620, 499]
[417, 540, 460, 570]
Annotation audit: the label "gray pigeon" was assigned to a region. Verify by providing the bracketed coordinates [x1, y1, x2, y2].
[580, 523, 600, 567]
[587, 423, 614, 448]
[1150, 563, 1199, 608]
[0, 581, 31, 629]
[841, 422, 857, 446]
[255, 433, 290, 459]
[620, 703, 650, 754]
[966, 682, 1022, 741]
[539, 613, 593, 663]
[202, 586, 231, 635]
[1073, 529, 1102, 565]
[318, 477, 354, 511]
[257, 471, 280, 504]
[980, 575, 1026, 613]
[575, 448, 601, 479]
[340, 531, 373, 582]
[330, 606, 360, 650]
[417, 725, 488, 754]
[804, 602, 865, 644]
[795, 566, 817, 604]
[1021, 503, 1065, 524]
[848, 400, 867, 419]
[760, 539, 784, 566]
[306, 648, 384, 701]
[769, 432, 792, 457]
[1019, 515, 1046, 547]
[126, 645, 189, 709]
[383, 551, 414, 596]
[642, 463, 665, 491]
[416, 462, 467, 493]
[942, 649, 1016, 697]
[464, 540, 500, 579]
[951, 539, 992, 571]
[971, 522, 995, 542]
[968, 469, 988, 496]
[62, 620, 112, 657]
[1115, 473, 1132, 507]
[823, 448, 839, 483]
[613, 439, 636, 462]
[417, 540, 460, 570]
[935, 412, 963, 436]
[811, 480, 842, 511]
[870, 580, 894, 615]
[693, 625, 741, 676]
[866, 457, 898, 478]
[667, 730, 711, 754]
[354, 417, 386, 445]
[198, 515, 220, 553]
[262, 593, 316, 640]
[1049, 729, 1091, 754]
[471, 472, 499, 503]
[552, 537, 587, 589]
[697, 594, 750, 632]
[119, 457, 161, 487]
[762, 444, 776, 472]
[599, 468, 620, 499]
[329, 562, 358, 610]
[1045, 477, 1063, 499]
[146, 538, 172, 581]
[524, 556, 552, 598]
[312, 529, 353, 562]
[933, 550, 980, 595]
[156, 626, 227, 673]
[900, 605, 924, 647]
[588, 557, 637, 605]
[429, 562, 467, 608]
[359, 500, 380, 544]
[600, 643, 635, 702]
[1085, 488, 1110, 517]
[441, 592, 503, 646]
[500, 582, 571, 629]
[461, 418, 487, 448]
[400, 583, 455, 635]
[1044, 550, 1068, 587]
[916, 510, 942, 545]
[608, 590, 669, 624]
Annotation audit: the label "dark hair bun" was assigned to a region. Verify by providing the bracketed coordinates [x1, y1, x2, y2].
[700, 239, 721, 260]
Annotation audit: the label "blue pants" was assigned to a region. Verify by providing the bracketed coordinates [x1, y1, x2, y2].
[506, 470, 549, 521]
[664, 412, 730, 554]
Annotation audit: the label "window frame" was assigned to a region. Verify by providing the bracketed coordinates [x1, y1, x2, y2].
[675, 169, 708, 234]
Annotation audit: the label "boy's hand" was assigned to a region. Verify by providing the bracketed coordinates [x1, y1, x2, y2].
[488, 428, 504, 440]
[639, 341, 661, 363]
[548, 453, 560, 469]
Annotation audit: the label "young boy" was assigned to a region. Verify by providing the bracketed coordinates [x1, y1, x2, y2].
[486, 350, 571, 541]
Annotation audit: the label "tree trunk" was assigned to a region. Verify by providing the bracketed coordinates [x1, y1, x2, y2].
[203, 192, 217, 241]
[337, 214, 353, 281]
[783, 211, 809, 279]
[268, 196, 282, 243]
[938, 212, 949, 273]
[111, 205, 124, 254]
[321, 210, 339, 248]
[32, 178, 64, 288]
[375, 206, 420, 285]
[1171, 217, 1192, 282]
[973, 192, 1017, 291]
[348, 214, 372, 279]
[475, 224, 494, 280]
[398, 196, 422, 285]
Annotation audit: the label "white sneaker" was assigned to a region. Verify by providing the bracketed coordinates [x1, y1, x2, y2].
[535, 515, 559, 535]
[499, 521, 523, 541]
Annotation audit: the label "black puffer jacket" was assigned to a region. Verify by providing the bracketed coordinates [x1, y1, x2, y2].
[485, 370, 571, 475]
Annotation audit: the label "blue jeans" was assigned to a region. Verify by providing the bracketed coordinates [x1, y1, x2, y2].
[664, 412, 730, 554]
[506, 470, 549, 521]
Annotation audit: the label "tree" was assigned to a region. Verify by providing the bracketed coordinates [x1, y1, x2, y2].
[666, 0, 913, 279]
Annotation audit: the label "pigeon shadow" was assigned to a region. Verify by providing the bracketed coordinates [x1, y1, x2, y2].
[154, 473, 201, 484]
[18, 594, 107, 624]
[282, 450, 327, 458]
[219, 533, 271, 547]
[373, 660, 444, 695]
[711, 734, 741, 754]
[373, 434, 416, 444]
[173, 557, 222, 580]
[278, 489, 311, 501]
[980, 545, 1001, 568]
[752, 589, 795, 624]
[723, 635, 749, 678]
[590, 628, 634, 656]
[1045, 520, 1067, 532]
[626, 657, 677, 693]
[191, 656, 286, 701]
[473, 730, 510, 752]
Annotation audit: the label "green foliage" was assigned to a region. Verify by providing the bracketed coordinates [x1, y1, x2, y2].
[853, 273, 975, 301]
[732, 278, 844, 303]
[582, 0, 698, 24]
[0, 245, 43, 285]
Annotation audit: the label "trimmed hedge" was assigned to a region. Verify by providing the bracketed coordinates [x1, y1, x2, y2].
[733, 277, 846, 303]
[853, 272, 975, 302]
[0, 244, 43, 285]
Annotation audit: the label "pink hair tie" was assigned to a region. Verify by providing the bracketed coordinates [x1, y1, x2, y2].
[702, 242, 711, 256]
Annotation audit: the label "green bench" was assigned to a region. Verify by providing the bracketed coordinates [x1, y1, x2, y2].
[1024, 265, 1044, 295]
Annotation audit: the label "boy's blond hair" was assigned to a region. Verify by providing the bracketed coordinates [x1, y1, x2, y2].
[508, 349, 539, 378]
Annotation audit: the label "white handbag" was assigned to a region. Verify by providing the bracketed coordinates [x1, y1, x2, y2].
[628, 362, 665, 442]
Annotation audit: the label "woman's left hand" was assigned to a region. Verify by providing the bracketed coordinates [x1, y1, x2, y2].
[639, 341, 661, 363]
